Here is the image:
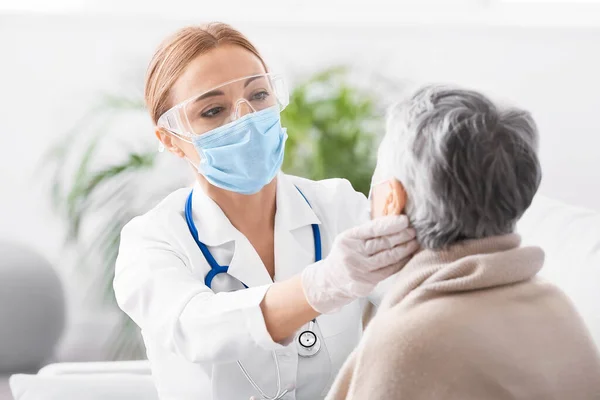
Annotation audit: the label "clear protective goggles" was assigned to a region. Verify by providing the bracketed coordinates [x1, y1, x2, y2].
[157, 73, 289, 139]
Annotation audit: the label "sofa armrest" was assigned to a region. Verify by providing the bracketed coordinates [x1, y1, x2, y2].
[10, 373, 158, 400]
[38, 360, 151, 376]
[518, 194, 600, 349]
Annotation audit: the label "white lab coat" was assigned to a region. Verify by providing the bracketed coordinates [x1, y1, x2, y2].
[114, 173, 378, 400]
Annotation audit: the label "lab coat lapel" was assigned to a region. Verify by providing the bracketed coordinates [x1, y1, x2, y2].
[191, 183, 272, 287]
[274, 228, 316, 282]
[227, 238, 274, 288]
[190, 182, 238, 247]
[196, 174, 322, 288]
[274, 174, 322, 282]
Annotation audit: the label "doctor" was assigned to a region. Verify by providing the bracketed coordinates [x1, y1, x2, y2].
[114, 23, 418, 400]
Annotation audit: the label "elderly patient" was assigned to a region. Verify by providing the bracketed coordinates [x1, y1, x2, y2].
[327, 85, 600, 400]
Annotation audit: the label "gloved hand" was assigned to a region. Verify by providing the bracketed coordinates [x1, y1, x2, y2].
[301, 215, 419, 314]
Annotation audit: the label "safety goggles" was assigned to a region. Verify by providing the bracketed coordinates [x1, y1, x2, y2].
[157, 73, 289, 139]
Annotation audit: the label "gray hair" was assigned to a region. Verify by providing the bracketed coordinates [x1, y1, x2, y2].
[376, 85, 542, 249]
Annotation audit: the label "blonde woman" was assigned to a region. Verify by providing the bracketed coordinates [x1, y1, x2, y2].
[113, 23, 418, 400]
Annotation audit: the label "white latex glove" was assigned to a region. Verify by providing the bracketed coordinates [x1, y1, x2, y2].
[301, 215, 419, 314]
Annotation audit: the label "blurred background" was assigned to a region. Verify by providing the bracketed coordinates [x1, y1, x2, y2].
[1, 0, 600, 398]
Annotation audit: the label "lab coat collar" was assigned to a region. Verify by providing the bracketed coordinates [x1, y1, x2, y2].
[190, 174, 322, 288]
[190, 182, 241, 247]
[274, 172, 321, 232]
[191, 174, 321, 246]
[227, 173, 322, 288]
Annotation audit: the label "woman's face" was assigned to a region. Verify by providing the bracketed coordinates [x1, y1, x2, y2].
[160, 45, 267, 165]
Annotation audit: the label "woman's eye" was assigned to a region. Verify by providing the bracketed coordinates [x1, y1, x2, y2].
[251, 91, 270, 101]
[201, 107, 224, 118]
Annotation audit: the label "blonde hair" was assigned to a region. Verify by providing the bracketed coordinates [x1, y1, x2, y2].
[144, 23, 267, 124]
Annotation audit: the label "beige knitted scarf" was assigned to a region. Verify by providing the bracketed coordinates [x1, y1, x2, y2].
[327, 234, 600, 400]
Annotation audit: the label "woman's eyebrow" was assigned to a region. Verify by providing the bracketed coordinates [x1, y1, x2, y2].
[191, 76, 266, 104]
[244, 76, 265, 88]
[192, 89, 225, 103]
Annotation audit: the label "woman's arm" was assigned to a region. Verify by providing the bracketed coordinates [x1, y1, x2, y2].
[264, 216, 418, 340]
[115, 213, 416, 364]
[260, 275, 320, 342]
[114, 217, 288, 364]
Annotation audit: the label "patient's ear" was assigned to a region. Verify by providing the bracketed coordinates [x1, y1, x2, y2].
[383, 179, 407, 216]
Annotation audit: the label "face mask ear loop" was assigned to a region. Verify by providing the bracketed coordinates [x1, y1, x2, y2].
[161, 127, 193, 144]
[157, 127, 193, 161]
[184, 156, 201, 173]
[367, 186, 374, 218]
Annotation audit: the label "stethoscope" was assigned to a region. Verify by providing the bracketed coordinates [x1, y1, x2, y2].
[184, 187, 322, 400]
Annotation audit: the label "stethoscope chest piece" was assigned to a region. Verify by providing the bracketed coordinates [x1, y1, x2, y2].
[296, 320, 321, 358]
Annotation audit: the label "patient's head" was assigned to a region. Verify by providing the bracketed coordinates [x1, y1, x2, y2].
[371, 85, 541, 250]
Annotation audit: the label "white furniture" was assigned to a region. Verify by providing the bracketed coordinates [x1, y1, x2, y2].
[9, 361, 156, 400]
[0, 242, 65, 373]
[9, 195, 600, 400]
[517, 195, 600, 347]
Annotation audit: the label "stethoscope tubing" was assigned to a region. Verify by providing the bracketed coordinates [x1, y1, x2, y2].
[184, 187, 322, 399]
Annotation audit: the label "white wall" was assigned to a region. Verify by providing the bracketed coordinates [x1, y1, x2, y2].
[1, 11, 599, 358]
[2, 13, 600, 256]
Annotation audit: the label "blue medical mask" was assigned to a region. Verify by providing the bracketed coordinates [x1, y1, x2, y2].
[190, 106, 287, 195]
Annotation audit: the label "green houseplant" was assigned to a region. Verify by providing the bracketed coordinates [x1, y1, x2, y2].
[47, 67, 384, 360]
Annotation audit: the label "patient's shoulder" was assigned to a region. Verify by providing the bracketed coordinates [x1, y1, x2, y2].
[361, 301, 453, 359]
[364, 278, 576, 362]
[344, 308, 448, 392]
[363, 293, 489, 362]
